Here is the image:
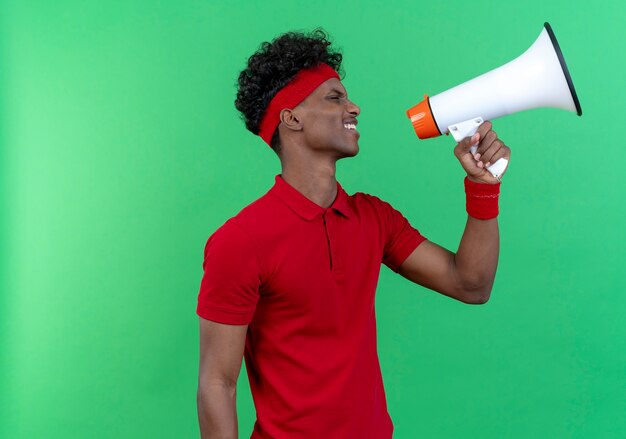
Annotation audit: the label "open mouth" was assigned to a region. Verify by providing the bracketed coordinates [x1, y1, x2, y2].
[343, 123, 359, 136]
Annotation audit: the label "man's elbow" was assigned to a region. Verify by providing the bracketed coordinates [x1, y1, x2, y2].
[458, 281, 493, 305]
[197, 381, 238, 439]
[470, 290, 491, 304]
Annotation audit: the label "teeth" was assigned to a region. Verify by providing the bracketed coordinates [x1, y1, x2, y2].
[343, 123, 356, 130]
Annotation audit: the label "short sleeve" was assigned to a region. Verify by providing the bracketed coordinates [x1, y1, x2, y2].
[374, 197, 427, 272]
[196, 219, 262, 325]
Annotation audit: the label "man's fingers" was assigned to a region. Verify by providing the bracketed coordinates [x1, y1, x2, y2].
[476, 131, 497, 155]
[489, 145, 511, 165]
[480, 140, 503, 164]
[454, 120, 511, 177]
[476, 120, 492, 139]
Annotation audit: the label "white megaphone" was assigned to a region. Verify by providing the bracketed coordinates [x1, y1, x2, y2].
[406, 22, 582, 178]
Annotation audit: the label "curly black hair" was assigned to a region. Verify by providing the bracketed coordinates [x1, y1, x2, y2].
[234, 28, 344, 153]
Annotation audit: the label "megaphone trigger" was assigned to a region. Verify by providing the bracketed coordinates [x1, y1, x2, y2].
[449, 117, 509, 179]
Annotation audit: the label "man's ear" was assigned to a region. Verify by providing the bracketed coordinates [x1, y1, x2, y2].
[279, 108, 303, 132]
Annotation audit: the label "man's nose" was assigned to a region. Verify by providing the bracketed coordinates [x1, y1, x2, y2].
[347, 100, 360, 116]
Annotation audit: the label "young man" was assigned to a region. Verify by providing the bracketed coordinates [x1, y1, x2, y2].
[196, 29, 510, 438]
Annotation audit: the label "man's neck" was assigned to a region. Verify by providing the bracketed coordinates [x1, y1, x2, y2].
[280, 162, 338, 209]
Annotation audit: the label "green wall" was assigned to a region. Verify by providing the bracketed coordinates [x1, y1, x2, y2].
[2, 0, 625, 437]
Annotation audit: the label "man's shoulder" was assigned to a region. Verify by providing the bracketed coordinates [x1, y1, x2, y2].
[350, 190, 381, 202]
[348, 190, 392, 212]
[231, 189, 281, 222]
[211, 188, 284, 240]
[347, 190, 413, 225]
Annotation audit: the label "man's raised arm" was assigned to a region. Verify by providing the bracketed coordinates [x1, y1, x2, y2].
[398, 121, 510, 304]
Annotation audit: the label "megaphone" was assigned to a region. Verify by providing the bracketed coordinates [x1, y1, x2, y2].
[406, 22, 582, 178]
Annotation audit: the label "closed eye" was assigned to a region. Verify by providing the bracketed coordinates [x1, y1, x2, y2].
[329, 95, 347, 103]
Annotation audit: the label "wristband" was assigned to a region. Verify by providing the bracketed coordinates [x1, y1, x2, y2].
[464, 177, 500, 219]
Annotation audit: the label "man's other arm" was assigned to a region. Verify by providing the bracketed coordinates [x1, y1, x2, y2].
[197, 317, 248, 438]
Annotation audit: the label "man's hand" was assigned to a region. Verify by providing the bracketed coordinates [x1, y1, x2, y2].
[453, 121, 511, 184]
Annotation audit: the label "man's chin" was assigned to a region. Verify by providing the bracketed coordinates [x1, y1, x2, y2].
[313, 141, 359, 159]
[337, 144, 359, 160]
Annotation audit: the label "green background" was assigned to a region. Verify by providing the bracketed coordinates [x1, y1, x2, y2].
[2, 0, 625, 437]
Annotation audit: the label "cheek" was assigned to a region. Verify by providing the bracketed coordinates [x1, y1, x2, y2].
[301, 103, 346, 140]
[306, 114, 336, 137]
[307, 112, 339, 136]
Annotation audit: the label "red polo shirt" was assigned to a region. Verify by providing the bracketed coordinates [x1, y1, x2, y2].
[197, 175, 426, 438]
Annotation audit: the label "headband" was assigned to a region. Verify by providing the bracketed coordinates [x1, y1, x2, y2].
[258, 63, 340, 146]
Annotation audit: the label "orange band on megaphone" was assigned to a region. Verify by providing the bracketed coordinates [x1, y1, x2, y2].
[406, 95, 441, 139]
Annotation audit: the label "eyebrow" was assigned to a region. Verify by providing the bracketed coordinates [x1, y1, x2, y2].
[327, 88, 348, 97]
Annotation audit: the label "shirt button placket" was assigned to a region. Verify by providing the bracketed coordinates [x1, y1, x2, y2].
[322, 211, 333, 271]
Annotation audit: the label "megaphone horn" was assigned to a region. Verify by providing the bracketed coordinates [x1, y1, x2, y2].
[406, 22, 582, 178]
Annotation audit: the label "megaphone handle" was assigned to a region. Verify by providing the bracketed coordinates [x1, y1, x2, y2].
[448, 117, 509, 179]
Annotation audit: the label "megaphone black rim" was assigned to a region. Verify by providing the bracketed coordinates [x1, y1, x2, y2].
[544, 22, 582, 116]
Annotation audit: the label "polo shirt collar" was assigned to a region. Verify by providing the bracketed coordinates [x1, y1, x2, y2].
[271, 174, 352, 220]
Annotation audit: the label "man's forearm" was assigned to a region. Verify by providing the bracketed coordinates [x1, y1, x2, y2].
[197, 383, 238, 439]
[454, 215, 499, 301]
